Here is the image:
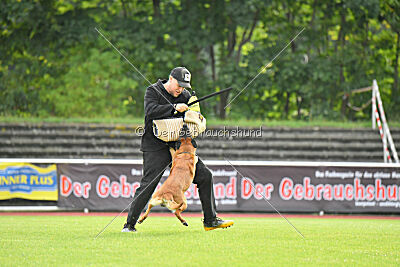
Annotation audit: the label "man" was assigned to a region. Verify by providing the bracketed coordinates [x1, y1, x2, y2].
[122, 67, 234, 232]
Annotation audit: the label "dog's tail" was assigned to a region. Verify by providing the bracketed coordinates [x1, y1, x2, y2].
[163, 193, 182, 211]
[166, 200, 182, 211]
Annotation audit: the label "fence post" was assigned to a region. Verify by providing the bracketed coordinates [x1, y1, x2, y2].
[373, 79, 399, 163]
[372, 81, 376, 130]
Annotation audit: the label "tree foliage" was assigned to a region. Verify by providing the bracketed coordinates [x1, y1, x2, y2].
[1, 0, 399, 121]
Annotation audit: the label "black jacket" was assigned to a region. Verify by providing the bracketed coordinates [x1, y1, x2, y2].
[140, 79, 191, 152]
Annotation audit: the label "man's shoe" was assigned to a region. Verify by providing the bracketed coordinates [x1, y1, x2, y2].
[203, 217, 234, 231]
[121, 223, 137, 233]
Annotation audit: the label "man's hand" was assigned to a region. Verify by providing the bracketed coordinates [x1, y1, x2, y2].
[175, 103, 189, 113]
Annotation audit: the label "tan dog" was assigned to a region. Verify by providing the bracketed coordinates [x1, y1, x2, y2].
[138, 127, 198, 226]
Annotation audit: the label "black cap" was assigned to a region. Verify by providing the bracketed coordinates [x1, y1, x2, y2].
[170, 67, 191, 88]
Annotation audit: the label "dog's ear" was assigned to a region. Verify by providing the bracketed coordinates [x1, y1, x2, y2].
[175, 140, 182, 150]
[191, 139, 197, 148]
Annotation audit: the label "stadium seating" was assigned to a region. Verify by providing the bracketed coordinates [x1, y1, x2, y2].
[0, 122, 399, 162]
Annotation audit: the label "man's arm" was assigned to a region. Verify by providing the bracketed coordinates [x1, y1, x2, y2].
[144, 86, 175, 120]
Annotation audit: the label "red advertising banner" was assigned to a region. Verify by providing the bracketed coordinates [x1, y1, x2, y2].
[57, 162, 400, 213]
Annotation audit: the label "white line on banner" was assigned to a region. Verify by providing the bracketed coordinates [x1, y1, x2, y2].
[1, 158, 400, 167]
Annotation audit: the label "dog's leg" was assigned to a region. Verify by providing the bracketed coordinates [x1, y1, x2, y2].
[138, 204, 153, 224]
[138, 197, 163, 224]
[180, 194, 187, 212]
[174, 209, 188, 226]
[174, 193, 188, 226]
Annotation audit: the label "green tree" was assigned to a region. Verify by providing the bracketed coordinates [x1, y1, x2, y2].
[1, 0, 399, 121]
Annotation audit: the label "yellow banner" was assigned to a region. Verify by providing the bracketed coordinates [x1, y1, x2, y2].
[0, 163, 58, 201]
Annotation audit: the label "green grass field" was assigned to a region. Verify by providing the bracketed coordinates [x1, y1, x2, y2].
[0, 215, 399, 266]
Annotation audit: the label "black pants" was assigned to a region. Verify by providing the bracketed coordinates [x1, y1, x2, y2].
[126, 148, 217, 226]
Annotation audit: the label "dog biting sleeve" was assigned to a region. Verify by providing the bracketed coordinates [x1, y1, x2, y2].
[153, 111, 206, 142]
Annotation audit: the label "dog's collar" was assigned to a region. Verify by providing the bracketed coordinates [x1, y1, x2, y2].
[176, 151, 195, 156]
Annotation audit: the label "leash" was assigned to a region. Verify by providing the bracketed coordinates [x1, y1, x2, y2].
[187, 87, 233, 107]
[224, 158, 305, 239]
[94, 160, 172, 239]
